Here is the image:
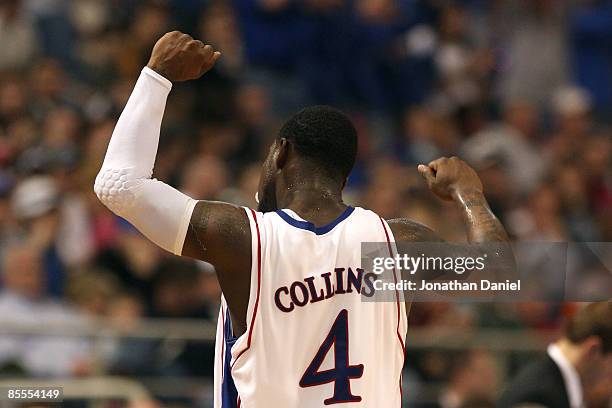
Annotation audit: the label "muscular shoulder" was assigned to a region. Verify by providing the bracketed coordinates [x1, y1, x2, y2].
[386, 218, 442, 242]
[182, 200, 251, 263]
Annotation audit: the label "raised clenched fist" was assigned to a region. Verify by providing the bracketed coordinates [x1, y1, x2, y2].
[418, 156, 483, 201]
[147, 31, 221, 82]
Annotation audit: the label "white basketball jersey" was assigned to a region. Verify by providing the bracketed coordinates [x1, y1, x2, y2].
[213, 206, 407, 408]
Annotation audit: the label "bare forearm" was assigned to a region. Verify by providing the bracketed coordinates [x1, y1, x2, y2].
[453, 189, 509, 243]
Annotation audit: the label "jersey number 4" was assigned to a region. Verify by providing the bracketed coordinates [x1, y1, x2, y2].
[299, 309, 364, 405]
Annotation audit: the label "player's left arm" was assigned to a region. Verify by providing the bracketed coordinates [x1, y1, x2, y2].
[94, 31, 251, 268]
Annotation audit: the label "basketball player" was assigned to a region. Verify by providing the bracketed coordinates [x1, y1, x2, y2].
[95, 32, 509, 407]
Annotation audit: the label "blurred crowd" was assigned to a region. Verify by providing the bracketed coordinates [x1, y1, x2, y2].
[0, 0, 611, 407]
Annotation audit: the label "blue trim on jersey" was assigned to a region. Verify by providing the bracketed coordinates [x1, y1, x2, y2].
[221, 309, 239, 408]
[275, 206, 355, 235]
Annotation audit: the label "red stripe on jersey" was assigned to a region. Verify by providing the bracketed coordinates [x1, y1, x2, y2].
[379, 216, 406, 404]
[232, 208, 262, 368]
[220, 303, 225, 382]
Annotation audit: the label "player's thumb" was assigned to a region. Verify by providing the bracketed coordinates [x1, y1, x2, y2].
[418, 164, 435, 184]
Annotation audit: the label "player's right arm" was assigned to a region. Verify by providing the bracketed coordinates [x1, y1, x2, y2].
[94, 32, 252, 332]
[388, 157, 510, 244]
[388, 158, 513, 311]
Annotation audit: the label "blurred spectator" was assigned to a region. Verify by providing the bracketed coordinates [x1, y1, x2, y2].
[547, 86, 593, 165]
[0, 240, 92, 377]
[0, 0, 37, 71]
[439, 350, 500, 408]
[570, 0, 612, 114]
[95, 224, 161, 303]
[499, 301, 612, 408]
[497, 0, 570, 107]
[9, 176, 67, 295]
[65, 269, 121, 316]
[461, 100, 545, 196]
[150, 258, 215, 319]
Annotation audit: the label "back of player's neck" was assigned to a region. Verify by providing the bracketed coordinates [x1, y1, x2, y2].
[282, 192, 347, 226]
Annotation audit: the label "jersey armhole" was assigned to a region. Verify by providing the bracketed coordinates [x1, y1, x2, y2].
[230, 208, 263, 368]
[378, 217, 408, 343]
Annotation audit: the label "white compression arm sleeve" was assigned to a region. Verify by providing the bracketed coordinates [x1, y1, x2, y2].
[94, 67, 197, 255]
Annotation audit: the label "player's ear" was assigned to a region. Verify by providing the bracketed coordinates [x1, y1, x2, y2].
[275, 138, 289, 171]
